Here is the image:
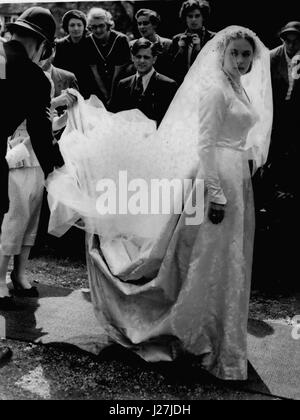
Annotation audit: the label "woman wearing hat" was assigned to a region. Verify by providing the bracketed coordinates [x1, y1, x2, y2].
[54, 10, 92, 98]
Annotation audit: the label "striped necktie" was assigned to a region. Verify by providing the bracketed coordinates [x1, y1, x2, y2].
[134, 75, 144, 96]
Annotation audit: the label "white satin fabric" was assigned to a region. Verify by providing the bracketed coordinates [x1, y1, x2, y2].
[46, 26, 271, 380]
[47, 81, 257, 380]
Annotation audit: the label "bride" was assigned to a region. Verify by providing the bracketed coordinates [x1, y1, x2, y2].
[46, 26, 272, 380]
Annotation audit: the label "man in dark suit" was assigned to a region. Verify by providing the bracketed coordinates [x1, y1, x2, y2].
[269, 22, 300, 167]
[262, 22, 300, 291]
[109, 38, 177, 127]
[170, 0, 215, 85]
[0, 7, 64, 318]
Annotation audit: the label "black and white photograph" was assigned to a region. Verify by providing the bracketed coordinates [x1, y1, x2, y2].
[0, 0, 299, 402]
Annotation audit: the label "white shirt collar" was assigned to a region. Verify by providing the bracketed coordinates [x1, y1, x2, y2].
[136, 67, 155, 91]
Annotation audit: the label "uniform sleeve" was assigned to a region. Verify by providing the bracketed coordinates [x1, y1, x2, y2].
[198, 86, 227, 205]
[26, 70, 64, 177]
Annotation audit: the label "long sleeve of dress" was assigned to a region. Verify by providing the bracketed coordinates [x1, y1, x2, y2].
[198, 85, 227, 205]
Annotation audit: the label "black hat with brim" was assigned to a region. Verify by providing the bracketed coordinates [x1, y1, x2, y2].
[8, 7, 56, 45]
[279, 21, 300, 39]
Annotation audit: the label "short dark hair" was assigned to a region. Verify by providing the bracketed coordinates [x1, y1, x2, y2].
[62, 10, 87, 34]
[131, 38, 160, 57]
[135, 9, 161, 28]
[179, 0, 211, 24]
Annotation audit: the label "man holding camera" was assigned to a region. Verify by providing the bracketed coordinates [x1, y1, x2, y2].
[170, 0, 214, 85]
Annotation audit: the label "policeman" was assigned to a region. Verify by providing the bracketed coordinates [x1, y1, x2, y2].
[0, 7, 64, 361]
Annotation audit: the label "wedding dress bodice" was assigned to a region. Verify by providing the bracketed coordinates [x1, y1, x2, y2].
[216, 92, 258, 151]
[197, 83, 259, 205]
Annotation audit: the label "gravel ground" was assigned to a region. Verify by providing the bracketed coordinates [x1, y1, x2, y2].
[1, 255, 295, 400]
[0, 340, 278, 400]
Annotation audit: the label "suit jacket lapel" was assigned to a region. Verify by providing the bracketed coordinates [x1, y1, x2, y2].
[144, 71, 157, 97]
[129, 75, 136, 96]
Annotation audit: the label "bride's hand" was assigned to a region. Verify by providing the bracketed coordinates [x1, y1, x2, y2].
[208, 202, 225, 224]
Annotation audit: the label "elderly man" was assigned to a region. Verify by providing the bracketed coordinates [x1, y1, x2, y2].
[170, 0, 214, 85]
[109, 38, 177, 127]
[84, 7, 131, 105]
[262, 22, 300, 291]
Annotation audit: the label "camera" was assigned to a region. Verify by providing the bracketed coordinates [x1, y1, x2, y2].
[185, 34, 194, 43]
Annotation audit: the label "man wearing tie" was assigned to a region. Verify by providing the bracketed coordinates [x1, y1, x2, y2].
[109, 39, 177, 127]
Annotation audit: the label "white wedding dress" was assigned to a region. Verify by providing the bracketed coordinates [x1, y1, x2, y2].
[46, 27, 272, 380]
